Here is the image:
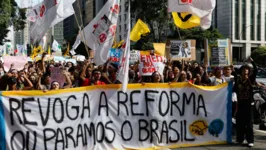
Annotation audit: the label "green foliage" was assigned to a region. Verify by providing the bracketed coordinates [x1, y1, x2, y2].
[0, 0, 26, 44]
[251, 46, 266, 66]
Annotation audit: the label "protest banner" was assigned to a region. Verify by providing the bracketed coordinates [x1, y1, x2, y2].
[50, 67, 65, 88]
[166, 40, 196, 61]
[3, 56, 28, 72]
[129, 50, 140, 65]
[109, 48, 122, 66]
[139, 51, 165, 76]
[204, 39, 232, 66]
[0, 83, 232, 150]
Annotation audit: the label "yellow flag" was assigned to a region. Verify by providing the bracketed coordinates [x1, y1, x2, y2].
[172, 12, 200, 29]
[112, 40, 125, 48]
[64, 42, 70, 56]
[130, 19, 150, 42]
[48, 46, 51, 55]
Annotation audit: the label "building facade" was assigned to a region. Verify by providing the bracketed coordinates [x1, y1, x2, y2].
[214, 0, 266, 61]
[116, 0, 130, 42]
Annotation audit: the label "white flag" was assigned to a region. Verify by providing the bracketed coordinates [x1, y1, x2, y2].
[56, 0, 75, 18]
[51, 0, 75, 26]
[52, 40, 62, 52]
[168, 0, 216, 29]
[29, 0, 59, 42]
[116, 3, 130, 92]
[77, 0, 121, 65]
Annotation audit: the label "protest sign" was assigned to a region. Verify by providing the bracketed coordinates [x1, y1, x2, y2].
[50, 67, 65, 88]
[129, 50, 140, 65]
[3, 56, 28, 72]
[109, 48, 122, 65]
[205, 39, 232, 66]
[139, 51, 165, 76]
[166, 40, 196, 60]
[0, 83, 232, 150]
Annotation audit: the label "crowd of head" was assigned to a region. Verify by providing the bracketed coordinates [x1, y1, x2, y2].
[0, 53, 265, 91]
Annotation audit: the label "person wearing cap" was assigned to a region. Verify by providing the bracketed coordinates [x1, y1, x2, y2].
[232, 57, 257, 147]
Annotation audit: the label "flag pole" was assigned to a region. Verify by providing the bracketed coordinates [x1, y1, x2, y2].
[176, 27, 182, 40]
[75, 0, 90, 58]
[73, 13, 90, 57]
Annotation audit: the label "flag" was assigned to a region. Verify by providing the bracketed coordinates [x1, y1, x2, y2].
[117, 2, 130, 92]
[51, 0, 75, 27]
[64, 42, 70, 56]
[52, 40, 62, 52]
[48, 46, 51, 55]
[112, 40, 124, 48]
[168, 0, 216, 29]
[130, 19, 150, 42]
[31, 46, 42, 59]
[29, 0, 59, 42]
[76, 0, 121, 65]
[56, 0, 75, 17]
[172, 12, 200, 29]
[29, 0, 75, 43]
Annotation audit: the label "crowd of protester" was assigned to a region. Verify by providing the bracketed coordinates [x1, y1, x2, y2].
[1, 52, 266, 147]
[0, 53, 265, 91]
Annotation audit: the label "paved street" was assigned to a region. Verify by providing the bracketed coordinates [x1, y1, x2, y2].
[171, 126, 266, 150]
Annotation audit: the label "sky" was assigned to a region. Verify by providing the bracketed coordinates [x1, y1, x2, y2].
[15, 0, 40, 7]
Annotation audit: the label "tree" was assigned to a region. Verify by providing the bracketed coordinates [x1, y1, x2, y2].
[0, 0, 26, 44]
[131, 0, 168, 42]
[251, 46, 266, 66]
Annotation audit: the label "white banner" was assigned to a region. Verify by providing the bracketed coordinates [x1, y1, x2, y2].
[0, 83, 232, 150]
[139, 51, 165, 76]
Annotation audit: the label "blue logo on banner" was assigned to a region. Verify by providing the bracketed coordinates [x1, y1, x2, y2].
[208, 119, 224, 137]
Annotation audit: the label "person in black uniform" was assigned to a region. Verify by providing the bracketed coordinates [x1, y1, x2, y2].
[232, 57, 257, 147]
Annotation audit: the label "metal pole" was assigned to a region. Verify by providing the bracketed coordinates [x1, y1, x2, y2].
[76, 0, 90, 57]
[73, 12, 90, 57]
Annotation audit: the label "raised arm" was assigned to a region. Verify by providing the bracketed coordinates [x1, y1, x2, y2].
[80, 60, 89, 81]
[63, 71, 72, 89]
[21, 72, 33, 90]
[41, 52, 47, 73]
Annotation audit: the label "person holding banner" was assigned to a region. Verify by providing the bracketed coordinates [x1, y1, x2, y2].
[232, 57, 257, 147]
[151, 71, 162, 83]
